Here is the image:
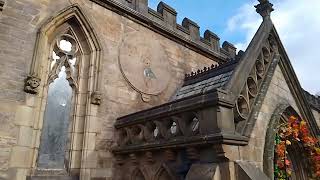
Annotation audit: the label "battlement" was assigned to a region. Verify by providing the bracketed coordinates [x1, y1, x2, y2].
[91, 0, 242, 62]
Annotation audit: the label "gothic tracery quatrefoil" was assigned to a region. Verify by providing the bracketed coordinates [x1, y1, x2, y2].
[48, 34, 79, 88]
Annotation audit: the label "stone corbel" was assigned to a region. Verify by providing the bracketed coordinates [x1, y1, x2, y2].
[91, 91, 102, 105]
[24, 75, 41, 94]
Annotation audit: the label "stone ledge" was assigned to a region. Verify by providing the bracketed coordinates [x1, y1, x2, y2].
[113, 133, 249, 154]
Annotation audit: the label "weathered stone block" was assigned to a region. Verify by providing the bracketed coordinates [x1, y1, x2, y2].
[81, 150, 98, 168]
[9, 146, 32, 168]
[17, 126, 33, 147]
[14, 106, 34, 127]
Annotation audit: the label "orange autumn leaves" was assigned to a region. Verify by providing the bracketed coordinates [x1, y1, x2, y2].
[274, 116, 320, 179]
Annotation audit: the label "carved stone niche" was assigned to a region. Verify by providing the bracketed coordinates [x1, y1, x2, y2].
[24, 75, 41, 94]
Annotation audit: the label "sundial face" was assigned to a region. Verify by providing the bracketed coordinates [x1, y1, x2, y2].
[119, 32, 171, 95]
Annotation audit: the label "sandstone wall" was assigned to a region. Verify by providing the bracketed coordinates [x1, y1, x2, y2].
[0, 0, 218, 179]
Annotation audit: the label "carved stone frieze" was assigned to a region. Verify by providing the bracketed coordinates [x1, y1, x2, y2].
[24, 75, 41, 94]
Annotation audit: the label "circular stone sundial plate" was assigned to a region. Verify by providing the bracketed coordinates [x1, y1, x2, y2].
[119, 32, 171, 95]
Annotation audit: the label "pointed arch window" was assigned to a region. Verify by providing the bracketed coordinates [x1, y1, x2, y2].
[24, 6, 103, 175]
[38, 33, 79, 169]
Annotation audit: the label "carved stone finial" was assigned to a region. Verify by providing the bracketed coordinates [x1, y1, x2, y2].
[24, 75, 41, 94]
[91, 91, 102, 105]
[255, 0, 274, 19]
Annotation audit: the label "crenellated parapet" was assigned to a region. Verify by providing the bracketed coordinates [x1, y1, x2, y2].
[90, 0, 239, 61]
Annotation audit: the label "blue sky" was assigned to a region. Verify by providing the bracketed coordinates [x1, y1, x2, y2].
[148, 0, 320, 95]
[148, 0, 257, 49]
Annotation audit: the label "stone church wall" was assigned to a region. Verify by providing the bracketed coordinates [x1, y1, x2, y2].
[0, 0, 220, 179]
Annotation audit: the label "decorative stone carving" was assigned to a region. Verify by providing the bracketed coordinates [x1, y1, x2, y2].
[48, 34, 79, 88]
[262, 47, 271, 63]
[130, 153, 138, 165]
[145, 151, 154, 164]
[268, 34, 279, 54]
[0, 0, 4, 11]
[235, 95, 250, 122]
[247, 77, 258, 97]
[164, 150, 175, 161]
[119, 31, 171, 102]
[255, 0, 274, 19]
[256, 60, 265, 78]
[116, 155, 124, 166]
[91, 91, 102, 105]
[186, 147, 199, 160]
[24, 75, 41, 94]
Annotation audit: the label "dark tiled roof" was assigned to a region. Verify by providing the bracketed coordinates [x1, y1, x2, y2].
[172, 59, 239, 100]
[304, 90, 320, 111]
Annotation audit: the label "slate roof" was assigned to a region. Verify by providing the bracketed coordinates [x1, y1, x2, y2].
[172, 59, 239, 100]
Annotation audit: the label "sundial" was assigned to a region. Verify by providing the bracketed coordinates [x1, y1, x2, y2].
[119, 32, 171, 101]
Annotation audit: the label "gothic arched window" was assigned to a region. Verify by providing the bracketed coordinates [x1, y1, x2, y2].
[38, 33, 79, 169]
[24, 6, 103, 176]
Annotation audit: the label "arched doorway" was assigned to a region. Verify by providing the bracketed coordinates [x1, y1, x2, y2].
[263, 105, 319, 179]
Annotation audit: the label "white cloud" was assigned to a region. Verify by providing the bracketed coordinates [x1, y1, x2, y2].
[227, 0, 320, 94]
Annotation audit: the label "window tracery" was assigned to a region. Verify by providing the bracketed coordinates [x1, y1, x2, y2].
[48, 34, 79, 89]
